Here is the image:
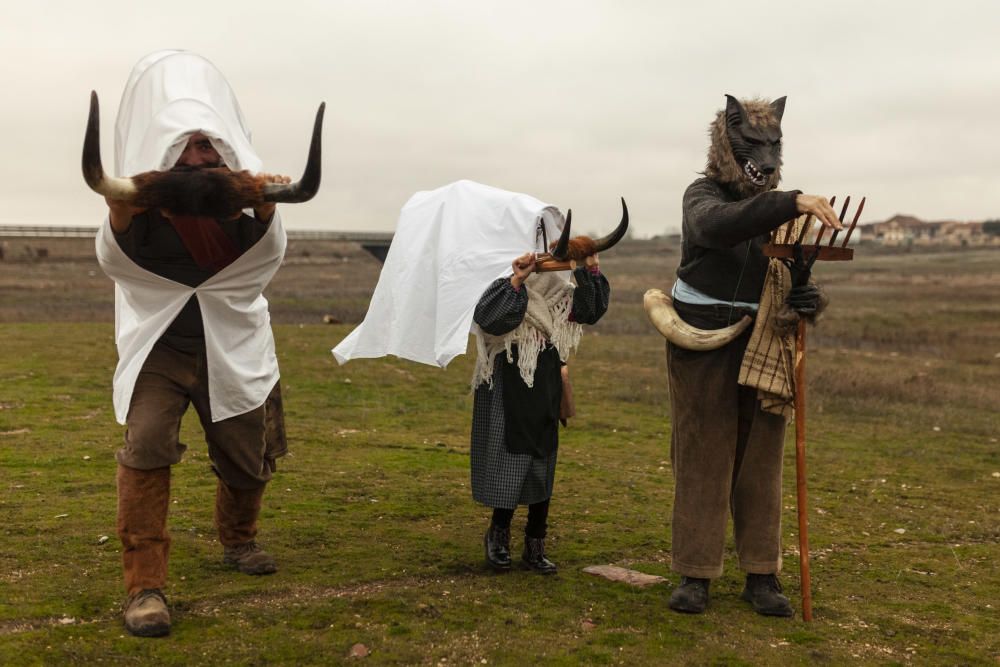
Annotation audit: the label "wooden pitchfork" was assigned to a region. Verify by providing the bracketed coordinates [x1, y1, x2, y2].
[762, 195, 865, 622]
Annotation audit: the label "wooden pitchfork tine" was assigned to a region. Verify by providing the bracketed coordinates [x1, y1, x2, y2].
[785, 213, 809, 243]
[762, 195, 865, 622]
[815, 196, 849, 246]
[796, 196, 834, 244]
[837, 196, 865, 248]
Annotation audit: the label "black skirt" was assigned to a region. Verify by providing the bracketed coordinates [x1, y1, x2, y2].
[502, 345, 562, 459]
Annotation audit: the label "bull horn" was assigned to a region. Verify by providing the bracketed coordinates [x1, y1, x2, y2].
[549, 209, 572, 260]
[82, 91, 137, 201]
[591, 197, 629, 252]
[644, 288, 752, 351]
[262, 102, 325, 203]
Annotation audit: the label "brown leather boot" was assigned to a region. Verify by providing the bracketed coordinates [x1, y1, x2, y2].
[215, 480, 277, 575]
[123, 589, 170, 637]
[117, 465, 171, 636]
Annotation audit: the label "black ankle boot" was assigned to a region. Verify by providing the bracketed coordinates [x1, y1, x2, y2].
[741, 573, 794, 617]
[484, 523, 512, 571]
[668, 576, 710, 613]
[521, 536, 557, 575]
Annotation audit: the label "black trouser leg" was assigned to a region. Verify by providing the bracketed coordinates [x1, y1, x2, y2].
[491, 507, 515, 529]
[525, 499, 550, 539]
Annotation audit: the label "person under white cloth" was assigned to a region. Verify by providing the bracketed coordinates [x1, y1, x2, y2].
[94, 50, 296, 638]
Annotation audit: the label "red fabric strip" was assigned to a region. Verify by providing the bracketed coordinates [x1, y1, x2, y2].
[166, 215, 241, 273]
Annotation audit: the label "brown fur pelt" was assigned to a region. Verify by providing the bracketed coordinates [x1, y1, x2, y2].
[130, 168, 266, 218]
[704, 97, 783, 199]
[563, 236, 598, 261]
[772, 284, 830, 337]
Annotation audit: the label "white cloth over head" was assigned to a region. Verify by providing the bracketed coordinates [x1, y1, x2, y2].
[332, 180, 568, 368]
[97, 215, 286, 424]
[97, 51, 285, 424]
[113, 49, 262, 177]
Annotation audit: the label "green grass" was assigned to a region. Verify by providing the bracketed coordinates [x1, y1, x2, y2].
[1, 247, 999, 664]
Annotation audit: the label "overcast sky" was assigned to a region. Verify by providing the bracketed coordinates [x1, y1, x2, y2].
[1, 1, 997, 237]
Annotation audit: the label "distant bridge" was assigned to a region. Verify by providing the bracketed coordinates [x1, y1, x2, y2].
[0, 225, 102, 239]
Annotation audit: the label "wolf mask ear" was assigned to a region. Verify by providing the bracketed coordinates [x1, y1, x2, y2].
[724, 94, 746, 128]
[770, 96, 787, 122]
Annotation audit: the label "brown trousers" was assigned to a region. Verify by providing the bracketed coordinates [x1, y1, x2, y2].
[666, 331, 787, 579]
[117, 341, 286, 489]
[115, 341, 285, 594]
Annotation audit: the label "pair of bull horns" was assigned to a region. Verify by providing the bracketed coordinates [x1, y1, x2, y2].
[82, 91, 325, 204]
[644, 288, 752, 350]
[550, 198, 629, 259]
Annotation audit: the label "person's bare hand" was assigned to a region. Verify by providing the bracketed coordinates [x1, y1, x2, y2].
[105, 196, 147, 233]
[510, 252, 536, 288]
[254, 173, 292, 223]
[795, 194, 843, 230]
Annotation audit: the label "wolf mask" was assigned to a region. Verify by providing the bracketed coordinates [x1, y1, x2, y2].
[704, 95, 786, 199]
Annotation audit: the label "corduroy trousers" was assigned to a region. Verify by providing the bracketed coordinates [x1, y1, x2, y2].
[666, 329, 787, 579]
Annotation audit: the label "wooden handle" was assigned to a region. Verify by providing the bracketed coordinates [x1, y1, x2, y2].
[762, 244, 854, 262]
[534, 258, 577, 273]
[795, 319, 813, 622]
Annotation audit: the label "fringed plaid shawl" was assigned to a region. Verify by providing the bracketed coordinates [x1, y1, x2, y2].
[472, 272, 582, 390]
[738, 218, 805, 421]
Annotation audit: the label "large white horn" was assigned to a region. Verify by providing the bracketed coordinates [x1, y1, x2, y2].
[644, 288, 752, 351]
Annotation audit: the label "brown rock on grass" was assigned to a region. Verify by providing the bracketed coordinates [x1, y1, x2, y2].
[582, 564, 667, 588]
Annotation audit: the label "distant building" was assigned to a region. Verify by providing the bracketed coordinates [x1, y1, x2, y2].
[861, 215, 999, 247]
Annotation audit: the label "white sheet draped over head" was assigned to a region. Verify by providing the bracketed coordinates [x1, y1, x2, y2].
[114, 49, 262, 177]
[97, 50, 285, 424]
[332, 180, 568, 368]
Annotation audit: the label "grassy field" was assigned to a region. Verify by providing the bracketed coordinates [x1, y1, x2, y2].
[1, 240, 998, 664]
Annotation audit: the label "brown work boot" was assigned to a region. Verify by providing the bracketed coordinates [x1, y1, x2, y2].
[117, 465, 171, 600]
[123, 588, 170, 637]
[223, 541, 278, 575]
[215, 480, 277, 575]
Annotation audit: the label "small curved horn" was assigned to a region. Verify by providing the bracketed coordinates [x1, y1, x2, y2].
[549, 209, 572, 260]
[591, 197, 629, 253]
[262, 102, 325, 203]
[644, 288, 751, 351]
[82, 91, 137, 201]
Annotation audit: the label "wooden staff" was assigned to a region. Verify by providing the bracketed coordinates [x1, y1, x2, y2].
[763, 195, 866, 622]
[794, 318, 813, 621]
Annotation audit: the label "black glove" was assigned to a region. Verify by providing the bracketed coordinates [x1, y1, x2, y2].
[787, 283, 821, 315]
[780, 242, 820, 288]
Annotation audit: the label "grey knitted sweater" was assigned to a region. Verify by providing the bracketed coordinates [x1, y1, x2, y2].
[676, 178, 800, 304]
